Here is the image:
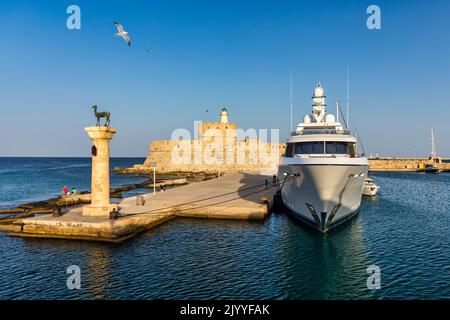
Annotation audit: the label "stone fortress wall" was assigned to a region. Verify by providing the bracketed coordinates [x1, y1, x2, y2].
[134, 108, 286, 174]
[368, 157, 450, 172]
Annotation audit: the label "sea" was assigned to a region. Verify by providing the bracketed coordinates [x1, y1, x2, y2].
[0, 157, 449, 299]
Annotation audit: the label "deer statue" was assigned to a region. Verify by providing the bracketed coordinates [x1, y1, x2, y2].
[92, 105, 111, 126]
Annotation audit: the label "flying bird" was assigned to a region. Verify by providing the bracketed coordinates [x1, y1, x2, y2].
[114, 21, 131, 46]
[144, 44, 152, 53]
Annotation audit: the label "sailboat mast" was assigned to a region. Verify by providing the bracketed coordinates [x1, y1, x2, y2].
[431, 128, 436, 158]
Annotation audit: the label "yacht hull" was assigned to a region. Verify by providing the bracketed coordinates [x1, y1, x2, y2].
[363, 184, 379, 196]
[278, 160, 369, 233]
[424, 168, 440, 174]
[284, 202, 361, 233]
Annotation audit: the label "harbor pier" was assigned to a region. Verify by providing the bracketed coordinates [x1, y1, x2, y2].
[9, 172, 277, 243]
[4, 116, 278, 243]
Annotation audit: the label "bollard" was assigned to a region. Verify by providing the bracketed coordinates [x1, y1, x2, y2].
[52, 206, 62, 217]
[109, 208, 119, 220]
[136, 195, 145, 206]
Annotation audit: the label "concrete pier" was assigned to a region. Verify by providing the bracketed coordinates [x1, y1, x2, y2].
[119, 172, 274, 219]
[10, 173, 277, 243]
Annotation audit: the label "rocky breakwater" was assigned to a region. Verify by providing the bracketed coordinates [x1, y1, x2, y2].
[114, 165, 220, 179]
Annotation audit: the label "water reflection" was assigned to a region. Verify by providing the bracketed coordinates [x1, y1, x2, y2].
[363, 194, 379, 203]
[18, 239, 115, 299]
[84, 246, 114, 299]
[276, 211, 373, 299]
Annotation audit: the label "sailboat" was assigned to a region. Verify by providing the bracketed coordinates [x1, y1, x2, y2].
[424, 128, 440, 174]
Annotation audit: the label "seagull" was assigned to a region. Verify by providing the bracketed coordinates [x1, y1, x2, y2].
[144, 44, 152, 53]
[114, 21, 131, 46]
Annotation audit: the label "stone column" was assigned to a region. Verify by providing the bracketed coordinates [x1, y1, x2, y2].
[83, 126, 118, 216]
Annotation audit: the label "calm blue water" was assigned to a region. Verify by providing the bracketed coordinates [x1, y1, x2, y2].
[0, 157, 146, 209]
[0, 159, 449, 299]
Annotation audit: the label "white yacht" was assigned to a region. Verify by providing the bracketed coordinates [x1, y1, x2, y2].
[278, 83, 369, 233]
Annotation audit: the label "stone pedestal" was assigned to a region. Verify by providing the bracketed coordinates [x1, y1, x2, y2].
[83, 126, 118, 216]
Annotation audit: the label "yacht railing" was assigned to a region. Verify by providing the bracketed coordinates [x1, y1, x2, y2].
[293, 153, 366, 158]
[291, 129, 350, 136]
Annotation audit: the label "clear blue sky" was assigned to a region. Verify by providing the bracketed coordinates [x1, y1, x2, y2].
[1, 0, 449, 157]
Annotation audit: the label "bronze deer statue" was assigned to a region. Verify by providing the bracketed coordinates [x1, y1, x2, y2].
[92, 105, 111, 126]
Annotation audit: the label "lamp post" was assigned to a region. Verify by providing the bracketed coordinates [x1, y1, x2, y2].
[218, 160, 221, 179]
[152, 162, 156, 195]
[216, 155, 222, 178]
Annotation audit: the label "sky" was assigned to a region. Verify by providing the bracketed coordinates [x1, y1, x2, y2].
[0, 0, 449, 157]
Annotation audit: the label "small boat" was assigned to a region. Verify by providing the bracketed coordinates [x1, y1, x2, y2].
[363, 178, 379, 196]
[424, 163, 440, 174]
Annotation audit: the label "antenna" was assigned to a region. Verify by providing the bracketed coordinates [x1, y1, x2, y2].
[338, 100, 348, 129]
[346, 65, 350, 131]
[356, 130, 367, 156]
[336, 99, 339, 123]
[290, 69, 293, 133]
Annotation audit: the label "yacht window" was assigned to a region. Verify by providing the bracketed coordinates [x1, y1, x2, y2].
[327, 143, 337, 154]
[327, 142, 349, 154]
[293, 142, 353, 156]
[294, 142, 324, 154]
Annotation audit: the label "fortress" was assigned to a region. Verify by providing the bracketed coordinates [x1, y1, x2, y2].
[130, 108, 286, 174]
